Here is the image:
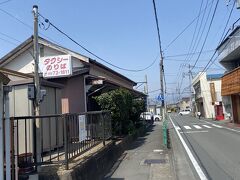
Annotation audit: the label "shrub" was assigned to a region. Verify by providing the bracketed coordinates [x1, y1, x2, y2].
[94, 88, 145, 136]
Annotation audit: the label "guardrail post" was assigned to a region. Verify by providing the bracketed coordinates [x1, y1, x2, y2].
[167, 128, 171, 149]
[63, 115, 69, 170]
[163, 121, 167, 146]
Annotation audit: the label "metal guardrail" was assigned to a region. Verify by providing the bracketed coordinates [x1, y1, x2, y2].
[9, 111, 111, 178]
[162, 113, 171, 149]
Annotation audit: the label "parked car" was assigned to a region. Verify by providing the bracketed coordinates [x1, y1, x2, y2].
[140, 112, 153, 121]
[167, 109, 171, 113]
[179, 109, 191, 115]
[154, 114, 162, 121]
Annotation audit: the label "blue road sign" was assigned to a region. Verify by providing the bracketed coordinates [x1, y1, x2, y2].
[157, 94, 164, 101]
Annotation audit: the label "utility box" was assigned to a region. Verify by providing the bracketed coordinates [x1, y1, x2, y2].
[28, 84, 35, 100]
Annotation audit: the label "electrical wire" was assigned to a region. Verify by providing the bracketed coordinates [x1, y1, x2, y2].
[187, 0, 212, 65]
[218, 0, 235, 45]
[184, 0, 205, 64]
[165, 50, 214, 58]
[173, 0, 213, 91]
[0, 0, 12, 5]
[38, 13, 158, 72]
[0, 36, 17, 46]
[191, 0, 219, 70]
[198, 0, 236, 78]
[0, 31, 21, 43]
[0, 8, 64, 47]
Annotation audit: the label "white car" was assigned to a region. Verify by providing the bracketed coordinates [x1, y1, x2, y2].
[179, 109, 191, 115]
[153, 114, 162, 121]
[140, 112, 153, 121]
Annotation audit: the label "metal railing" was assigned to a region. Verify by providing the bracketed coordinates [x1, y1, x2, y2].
[10, 111, 111, 177]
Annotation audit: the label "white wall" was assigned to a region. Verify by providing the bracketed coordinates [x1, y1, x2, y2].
[4, 48, 34, 73]
[4, 45, 85, 74]
[193, 72, 215, 118]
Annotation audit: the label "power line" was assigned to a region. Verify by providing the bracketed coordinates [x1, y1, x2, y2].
[218, 0, 235, 44]
[38, 13, 158, 72]
[0, 0, 12, 5]
[0, 31, 21, 43]
[165, 58, 209, 62]
[191, 0, 219, 70]
[164, 49, 214, 58]
[0, 36, 17, 46]
[183, 0, 205, 64]
[0, 8, 64, 47]
[0, 8, 32, 29]
[198, 0, 236, 77]
[187, 0, 212, 65]
[173, 0, 214, 90]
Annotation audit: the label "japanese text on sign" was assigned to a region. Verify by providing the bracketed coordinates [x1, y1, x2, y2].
[40, 55, 72, 78]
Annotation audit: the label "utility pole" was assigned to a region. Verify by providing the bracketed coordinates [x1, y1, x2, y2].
[144, 75, 149, 111]
[152, 0, 165, 119]
[188, 64, 192, 111]
[160, 51, 165, 119]
[33, 5, 41, 165]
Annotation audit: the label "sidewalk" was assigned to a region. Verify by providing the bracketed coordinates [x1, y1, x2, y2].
[105, 122, 175, 180]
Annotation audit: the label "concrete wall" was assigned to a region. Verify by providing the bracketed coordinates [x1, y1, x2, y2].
[38, 126, 147, 180]
[9, 84, 63, 154]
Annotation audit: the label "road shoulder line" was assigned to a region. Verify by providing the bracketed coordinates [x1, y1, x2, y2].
[169, 115, 208, 180]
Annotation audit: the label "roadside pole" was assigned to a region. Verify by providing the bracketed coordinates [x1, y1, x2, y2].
[160, 52, 165, 120]
[33, 5, 42, 166]
[4, 86, 11, 180]
[0, 83, 3, 180]
[144, 75, 149, 111]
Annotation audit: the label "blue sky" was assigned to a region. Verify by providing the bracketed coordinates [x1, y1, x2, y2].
[0, 0, 239, 102]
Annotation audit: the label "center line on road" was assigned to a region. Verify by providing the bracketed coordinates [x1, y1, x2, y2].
[202, 125, 212, 129]
[184, 126, 191, 130]
[193, 125, 202, 129]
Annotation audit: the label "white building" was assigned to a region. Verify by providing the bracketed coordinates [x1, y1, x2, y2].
[192, 72, 224, 119]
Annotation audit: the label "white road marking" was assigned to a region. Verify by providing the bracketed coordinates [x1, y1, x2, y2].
[176, 126, 181, 130]
[180, 130, 208, 134]
[202, 120, 240, 133]
[212, 124, 223, 128]
[202, 125, 212, 129]
[153, 149, 163, 153]
[170, 116, 208, 180]
[184, 126, 191, 130]
[193, 125, 202, 129]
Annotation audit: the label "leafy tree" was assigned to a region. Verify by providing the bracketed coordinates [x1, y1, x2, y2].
[94, 88, 145, 135]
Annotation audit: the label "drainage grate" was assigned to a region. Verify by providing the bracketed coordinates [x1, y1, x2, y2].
[143, 159, 166, 165]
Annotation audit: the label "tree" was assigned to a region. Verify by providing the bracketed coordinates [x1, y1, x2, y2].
[94, 88, 145, 135]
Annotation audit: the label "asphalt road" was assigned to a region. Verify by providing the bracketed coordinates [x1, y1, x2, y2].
[170, 113, 240, 180]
